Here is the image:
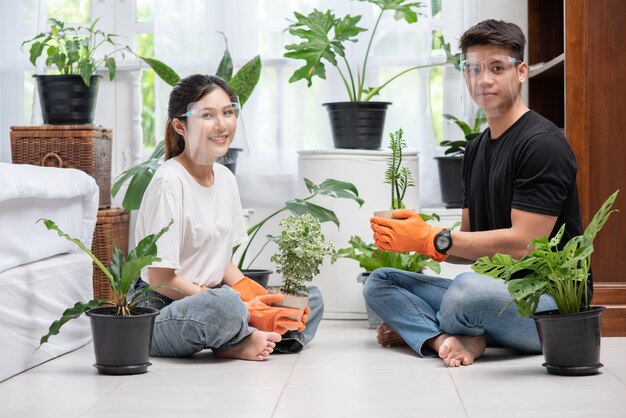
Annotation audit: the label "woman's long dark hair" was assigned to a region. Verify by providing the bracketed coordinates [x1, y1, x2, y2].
[164, 74, 236, 160]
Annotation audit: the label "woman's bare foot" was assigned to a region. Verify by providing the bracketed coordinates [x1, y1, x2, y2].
[376, 323, 408, 347]
[429, 333, 486, 367]
[215, 331, 282, 361]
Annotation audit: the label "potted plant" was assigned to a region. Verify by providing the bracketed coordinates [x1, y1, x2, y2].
[332, 216, 442, 328]
[111, 34, 262, 211]
[472, 190, 620, 376]
[284, 3, 459, 149]
[235, 178, 364, 288]
[38, 218, 174, 375]
[22, 17, 178, 125]
[270, 214, 335, 310]
[436, 109, 486, 208]
[374, 128, 415, 218]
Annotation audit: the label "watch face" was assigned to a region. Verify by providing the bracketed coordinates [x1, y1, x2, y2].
[435, 231, 452, 253]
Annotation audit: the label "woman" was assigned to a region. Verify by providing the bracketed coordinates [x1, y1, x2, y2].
[134, 74, 323, 361]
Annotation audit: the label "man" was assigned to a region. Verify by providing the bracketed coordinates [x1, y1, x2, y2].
[365, 20, 584, 367]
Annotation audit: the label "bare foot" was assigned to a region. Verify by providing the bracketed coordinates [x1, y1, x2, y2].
[375, 323, 408, 347]
[430, 333, 486, 367]
[215, 331, 282, 361]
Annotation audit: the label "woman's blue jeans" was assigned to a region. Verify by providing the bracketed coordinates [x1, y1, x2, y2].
[363, 268, 557, 357]
[131, 281, 323, 357]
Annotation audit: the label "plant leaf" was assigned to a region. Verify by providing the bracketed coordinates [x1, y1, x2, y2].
[39, 300, 109, 346]
[285, 199, 340, 227]
[140, 56, 180, 87]
[228, 55, 261, 106]
[216, 32, 233, 82]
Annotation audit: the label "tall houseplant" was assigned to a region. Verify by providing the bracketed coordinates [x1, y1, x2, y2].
[22, 17, 178, 124]
[111, 34, 262, 212]
[284, 0, 427, 149]
[38, 218, 174, 375]
[235, 178, 363, 287]
[472, 190, 619, 376]
[270, 214, 335, 310]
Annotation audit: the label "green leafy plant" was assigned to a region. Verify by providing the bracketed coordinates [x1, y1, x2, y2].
[38, 218, 175, 346]
[384, 128, 415, 209]
[270, 214, 335, 296]
[284, 1, 459, 102]
[332, 230, 441, 275]
[111, 34, 262, 212]
[235, 178, 364, 270]
[472, 190, 619, 316]
[439, 109, 486, 156]
[21, 17, 178, 87]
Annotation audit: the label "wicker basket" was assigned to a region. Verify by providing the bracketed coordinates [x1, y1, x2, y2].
[92, 209, 130, 300]
[10, 125, 112, 209]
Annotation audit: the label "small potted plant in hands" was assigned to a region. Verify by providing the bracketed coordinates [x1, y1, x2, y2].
[374, 128, 415, 218]
[270, 214, 335, 310]
[21, 17, 177, 125]
[38, 218, 174, 375]
[473, 191, 619, 376]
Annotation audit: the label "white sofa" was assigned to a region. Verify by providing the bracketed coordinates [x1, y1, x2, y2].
[0, 163, 99, 382]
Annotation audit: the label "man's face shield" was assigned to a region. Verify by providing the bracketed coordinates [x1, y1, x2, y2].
[459, 54, 524, 119]
[179, 96, 248, 166]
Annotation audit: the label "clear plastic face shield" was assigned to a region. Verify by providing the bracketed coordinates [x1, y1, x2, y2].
[460, 53, 525, 121]
[179, 95, 249, 166]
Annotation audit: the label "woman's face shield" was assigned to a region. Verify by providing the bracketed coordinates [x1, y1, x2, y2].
[179, 93, 248, 166]
[459, 53, 526, 119]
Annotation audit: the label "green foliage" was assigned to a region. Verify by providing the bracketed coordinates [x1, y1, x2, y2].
[38, 218, 175, 346]
[332, 232, 441, 274]
[22, 17, 176, 87]
[270, 214, 335, 296]
[235, 178, 364, 270]
[284, 1, 458, 101]
[439, 109, 486, 156]
[384, 128, 415, 210]
[111, 34, 261, 212]
[472, 191, 620, 316]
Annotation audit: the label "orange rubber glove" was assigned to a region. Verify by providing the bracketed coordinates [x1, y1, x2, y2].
[232, 277, 268, 302]
[370, 209, 449, 262]
[245, 294, 309, 335]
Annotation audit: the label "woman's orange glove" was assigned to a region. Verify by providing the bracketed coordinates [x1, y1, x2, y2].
[232, 277, 268, 302]
[370, 209, 448, 262]
[245, 294, 309, 335]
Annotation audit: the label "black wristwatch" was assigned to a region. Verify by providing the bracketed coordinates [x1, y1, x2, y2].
[434, 229, 452, 254]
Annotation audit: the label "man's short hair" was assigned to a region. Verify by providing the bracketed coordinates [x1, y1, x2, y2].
[459, 20, 525, 61]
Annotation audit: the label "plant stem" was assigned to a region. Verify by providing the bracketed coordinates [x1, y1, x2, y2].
[339, 58, 357, 101]
[359, 10, 384, 101]
[363, 62, 443, 101]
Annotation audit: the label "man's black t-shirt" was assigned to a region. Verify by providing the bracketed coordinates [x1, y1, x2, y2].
[462, 110, 584, 248]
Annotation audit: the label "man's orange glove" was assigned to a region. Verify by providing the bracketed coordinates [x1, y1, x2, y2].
[232, 277, 268, 302]
[245, 294, 311, 335]
[370, 209, 448, 262]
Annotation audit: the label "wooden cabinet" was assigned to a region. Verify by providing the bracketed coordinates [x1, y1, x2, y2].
[530, 0, 626, 335]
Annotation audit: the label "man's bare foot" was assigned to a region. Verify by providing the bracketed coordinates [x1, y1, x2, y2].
[215, 331, 282, 361]
[429, 333, 486, 367]
[376, 323, 408, 347]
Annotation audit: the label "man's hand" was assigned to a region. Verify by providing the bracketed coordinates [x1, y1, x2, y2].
[245, 294, 308, 335]
[370, 209, 448, 261]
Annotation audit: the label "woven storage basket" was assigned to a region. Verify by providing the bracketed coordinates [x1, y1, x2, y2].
[92, 209, 130, 300]
[10, 125, 112, 208]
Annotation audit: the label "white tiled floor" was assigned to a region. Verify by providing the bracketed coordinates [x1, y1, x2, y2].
[2, 320, 626, 418]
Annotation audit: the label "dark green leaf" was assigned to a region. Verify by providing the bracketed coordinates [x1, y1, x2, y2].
[140, 56, 180, 87]
[39, 300, 108, 346]
[216, 32, 233, 81]
[285, 199, 340, 227]
[228, 55, 261, 106]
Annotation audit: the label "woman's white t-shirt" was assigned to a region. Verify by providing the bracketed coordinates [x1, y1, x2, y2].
[135, 158, 247, 288]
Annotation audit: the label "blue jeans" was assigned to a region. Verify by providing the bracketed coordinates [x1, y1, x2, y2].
[363, 268, 557, 357]
[131, 281, 323, 357]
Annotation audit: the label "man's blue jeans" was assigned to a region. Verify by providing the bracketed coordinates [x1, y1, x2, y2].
[363, 268, 557, 357]
[132, 281, 323, 357]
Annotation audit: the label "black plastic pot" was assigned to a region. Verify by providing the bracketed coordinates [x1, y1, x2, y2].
[35, 74, 101, 125]
[533, 306, 605, 376]
[435, 156, 463, 208]
[242, 269, 273, 288]
[86, 306, 159, 375]
[323, 102, 390, 150]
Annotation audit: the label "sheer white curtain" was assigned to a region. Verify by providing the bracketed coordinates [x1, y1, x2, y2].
[151, 0, 440, 211]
